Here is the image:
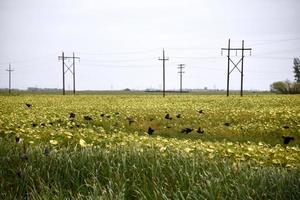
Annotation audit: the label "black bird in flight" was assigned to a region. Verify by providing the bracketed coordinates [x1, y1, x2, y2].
[176, 114, 181, 118]
[148, 127, 154, 135]
[198, 110, 203, 114]
[282, 136, 294, 145]
[165, 114, 172, 120]
[181, 128, 193, 134]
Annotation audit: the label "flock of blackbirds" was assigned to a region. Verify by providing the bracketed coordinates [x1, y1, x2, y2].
[23, 103, 296, 145]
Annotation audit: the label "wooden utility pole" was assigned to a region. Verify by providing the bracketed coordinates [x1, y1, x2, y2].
[178, 64, 185, 93]
[241, 40, 245, 97]
[6, 63, 14, 94]
[221, 39, 252, 97]
[158, 49, 169, 97]
[227, 39, 230, 97]
[73, 52, 76, 95]
[62, 52, 65, 95]
[58, 52, 80, 95]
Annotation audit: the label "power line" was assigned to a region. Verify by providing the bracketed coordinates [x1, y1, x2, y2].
[79, 48, 160, 56]
[82, 64, 160, 68]
[83, 57, 155, 63]
[249, 37, 300, 46]
[251, 56, 294, 60]
[253, 47, 300, 56]
[171, 56, 222, 60]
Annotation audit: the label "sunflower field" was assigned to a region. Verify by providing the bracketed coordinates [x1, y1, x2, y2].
[0, 94, 299, 199]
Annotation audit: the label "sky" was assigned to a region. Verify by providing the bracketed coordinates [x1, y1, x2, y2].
[0, 0, 300, 91]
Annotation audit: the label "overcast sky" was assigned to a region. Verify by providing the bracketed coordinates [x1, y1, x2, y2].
[0, 0, 300, 91]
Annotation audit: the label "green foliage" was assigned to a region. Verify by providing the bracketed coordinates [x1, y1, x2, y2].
[271, 81, 289, 93]
[1, 140, 300, 199]
[293, 58, 300, 83]
[271, 80, 300, 94]
[0, 94, 300, 199]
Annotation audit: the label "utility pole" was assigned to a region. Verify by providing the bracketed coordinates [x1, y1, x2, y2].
[6, 63, 14, 94]
[158, 49, 169, 97]
[178, 64, 185, 93]
[221, 39, 252, 97]
[58, 52, 80, 95]
[73, 52, 76, 95]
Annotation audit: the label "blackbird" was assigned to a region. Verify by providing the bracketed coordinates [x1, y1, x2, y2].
[69, 112, 76, 118]
[197, 127, 204, 134]
[84, 116, 93, 121]
[181, 128, 193, 134]
[282, 136, 294, 145]
[147, 127, 154, 135]
[25, 103, 32, 108]
[165, 114, 172, 120]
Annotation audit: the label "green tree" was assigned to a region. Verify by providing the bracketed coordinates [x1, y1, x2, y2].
[293, 58, 300, 83]
[270, 81, 289, 93]
[270, 80, 300, 94]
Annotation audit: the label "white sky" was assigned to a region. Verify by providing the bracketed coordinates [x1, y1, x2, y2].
[0, 0, 300, 91]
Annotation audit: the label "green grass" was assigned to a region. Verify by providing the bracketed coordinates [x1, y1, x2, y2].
[1, 139, 300, 200]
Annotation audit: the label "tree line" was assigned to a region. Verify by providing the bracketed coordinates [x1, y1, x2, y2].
[270, 58, 300, 94]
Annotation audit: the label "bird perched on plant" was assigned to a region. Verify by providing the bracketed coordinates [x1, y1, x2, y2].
[25, 103, 32, 108]
[282, 136, 294, 145]
[224, 122, 230, 126]
[165, 114, 172, 120]
[69, 112, 76, 119]
[197, 127, 204, 134]
[84, 115, 93, 121]
[181, 128, 193, 134]
[127, 117, 135, 125]
[147, 127, 154, 135]
[44, 147, 50, 156]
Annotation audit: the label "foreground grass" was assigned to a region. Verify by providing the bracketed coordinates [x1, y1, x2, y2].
[1, 136, 300, 200]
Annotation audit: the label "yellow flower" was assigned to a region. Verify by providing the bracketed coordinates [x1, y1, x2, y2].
[159, 147, 167, 152]
[184, 147, 192, 153]
[50, 140, 58, 145]
[79, 139, 87, 147]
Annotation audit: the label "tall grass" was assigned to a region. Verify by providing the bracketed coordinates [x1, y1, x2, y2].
[1, 139, 299, 199]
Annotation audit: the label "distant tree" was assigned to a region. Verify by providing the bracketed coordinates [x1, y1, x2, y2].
[123, 88, 131, 92]
[270, 81, 289, 93]
[293, 58, 300, 83]
[270, 80, 300, 94]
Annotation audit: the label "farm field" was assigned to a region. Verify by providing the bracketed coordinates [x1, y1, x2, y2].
[0, 94, 300, 199]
